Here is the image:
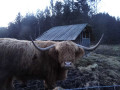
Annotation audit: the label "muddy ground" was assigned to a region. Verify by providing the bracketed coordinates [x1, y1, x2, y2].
[14, 45, 120, 90]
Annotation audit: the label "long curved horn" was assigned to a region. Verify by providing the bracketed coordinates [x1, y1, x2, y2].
[77, 34, 104, 51]
[31, 38, 55, 51]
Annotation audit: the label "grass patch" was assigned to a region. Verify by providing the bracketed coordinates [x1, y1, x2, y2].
[75, 51, 120, 86]
[94, 45, 120, 56]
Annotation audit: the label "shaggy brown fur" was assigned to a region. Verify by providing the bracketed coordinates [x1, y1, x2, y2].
[0, 38, 84, 90]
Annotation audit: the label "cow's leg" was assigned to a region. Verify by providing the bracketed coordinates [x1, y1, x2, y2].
[19, 79, 27, 88]
[0, 78, 6, 90]
[44, 80, 56, 90]
[5, 77, 15, 90]
[0, 71, 12, 90]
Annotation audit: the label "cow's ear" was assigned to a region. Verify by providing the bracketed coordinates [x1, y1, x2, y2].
[75, 47, 85, 59]
[49, 47, 58, 60]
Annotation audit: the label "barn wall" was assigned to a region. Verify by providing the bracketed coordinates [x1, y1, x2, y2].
[74, 34, 82, 44]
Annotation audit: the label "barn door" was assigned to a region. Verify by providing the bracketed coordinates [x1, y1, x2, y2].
[81, 31, 90, 47]
[82, 38, 90, 47]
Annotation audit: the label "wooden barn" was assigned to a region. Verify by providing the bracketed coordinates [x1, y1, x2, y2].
[36, 23, 93, 46]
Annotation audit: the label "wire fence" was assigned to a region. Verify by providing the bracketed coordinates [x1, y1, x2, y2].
[65, 85, 120, 90]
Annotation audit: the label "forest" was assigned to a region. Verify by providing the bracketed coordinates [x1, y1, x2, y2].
[0, 0, 120, 44]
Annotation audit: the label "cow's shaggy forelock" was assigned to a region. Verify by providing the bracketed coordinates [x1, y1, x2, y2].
[55, 41, 76, 63]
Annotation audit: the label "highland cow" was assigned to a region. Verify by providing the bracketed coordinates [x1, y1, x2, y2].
[0, 34, 103, 90]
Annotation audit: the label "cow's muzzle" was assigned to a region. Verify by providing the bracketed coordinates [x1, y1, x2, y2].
[64, 62, 74, 69]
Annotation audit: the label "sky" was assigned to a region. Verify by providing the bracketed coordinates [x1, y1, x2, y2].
[0, 0, 50, 27]
[97, 0, 120, 18]
[0, 0, 120, 27]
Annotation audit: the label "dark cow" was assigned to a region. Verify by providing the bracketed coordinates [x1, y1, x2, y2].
[0, 34, 103, 90]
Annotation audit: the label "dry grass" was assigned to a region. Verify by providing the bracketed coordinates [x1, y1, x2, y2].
[94, 45, 120, 56]
[75, 45, 120, 86]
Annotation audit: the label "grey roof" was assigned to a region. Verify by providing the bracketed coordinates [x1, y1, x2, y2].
[36, 23, 88, 40]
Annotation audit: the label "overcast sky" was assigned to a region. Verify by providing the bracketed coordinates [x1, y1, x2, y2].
[0, 0, 120, 27]
[0, 0, 50, 27]
[97, 0, 120, 17]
